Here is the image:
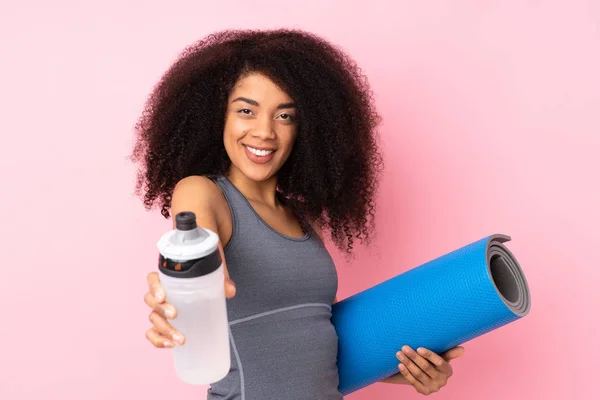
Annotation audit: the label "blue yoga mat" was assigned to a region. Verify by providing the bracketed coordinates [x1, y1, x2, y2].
[331, 234, 531, 395]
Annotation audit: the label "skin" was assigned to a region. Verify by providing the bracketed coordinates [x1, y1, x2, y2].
[143, 72, 465, 395]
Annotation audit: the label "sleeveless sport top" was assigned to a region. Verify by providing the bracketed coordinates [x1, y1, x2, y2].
[207, 175, 343, 400]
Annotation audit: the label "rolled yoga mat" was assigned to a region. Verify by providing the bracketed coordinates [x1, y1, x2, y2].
[330, 234, 531, 395]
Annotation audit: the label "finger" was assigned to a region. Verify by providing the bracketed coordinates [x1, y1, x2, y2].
[401, 346, 441, 380]
[417, 347, 453, 374]
[219, 242, 230, 280]
[225, 277, 236, 299]
[218, 242, 236, 299]
[441, 346, 465, 362]
[144, 292, 177, 319]
[147, 272, 165, 303]
[398, 364, 432, 396]
[146, 328, 174, 348]
[149, 310, 185, 345]
[397, 350, 433, 386]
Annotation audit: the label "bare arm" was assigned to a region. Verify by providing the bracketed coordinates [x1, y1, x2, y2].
[144, 176, 237, 349]
[171, 176, 236, 298]
[379, 373, 408, 384]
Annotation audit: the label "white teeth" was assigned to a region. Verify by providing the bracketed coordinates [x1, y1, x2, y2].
[246, 146, 274, 156]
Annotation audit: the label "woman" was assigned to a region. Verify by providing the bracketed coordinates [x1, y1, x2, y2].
[132, 29, 464, 399]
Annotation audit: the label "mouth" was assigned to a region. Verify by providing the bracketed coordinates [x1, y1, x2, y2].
[243, 144, 276, 155]
[243, 144, 276, 164]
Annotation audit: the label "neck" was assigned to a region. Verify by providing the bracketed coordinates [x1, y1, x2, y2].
[225, 166, 279, 208]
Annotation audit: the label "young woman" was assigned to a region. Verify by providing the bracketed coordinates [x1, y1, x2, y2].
[132, 29, 464, 399]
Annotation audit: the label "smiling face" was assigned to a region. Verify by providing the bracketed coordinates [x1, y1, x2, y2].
[223, 72, 298, 183]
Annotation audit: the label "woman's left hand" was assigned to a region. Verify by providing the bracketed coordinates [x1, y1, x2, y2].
[396, 345, 465, 395]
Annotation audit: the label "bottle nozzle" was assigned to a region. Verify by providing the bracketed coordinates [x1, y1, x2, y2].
[176, 212, 198, 231]
[174, 211, 208, 242]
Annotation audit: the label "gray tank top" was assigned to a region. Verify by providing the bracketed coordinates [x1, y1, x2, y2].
[206, 175, 343, 400]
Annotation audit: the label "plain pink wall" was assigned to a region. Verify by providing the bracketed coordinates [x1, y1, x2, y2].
[1, 1, 598, 399]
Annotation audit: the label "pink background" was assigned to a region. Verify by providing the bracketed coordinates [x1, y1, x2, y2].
[1, 1, 598, 399]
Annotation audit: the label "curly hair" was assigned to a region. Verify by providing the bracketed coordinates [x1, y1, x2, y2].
[130, 28, 384, 253]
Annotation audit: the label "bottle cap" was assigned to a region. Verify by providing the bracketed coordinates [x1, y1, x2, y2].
[175, 211, 197, 231]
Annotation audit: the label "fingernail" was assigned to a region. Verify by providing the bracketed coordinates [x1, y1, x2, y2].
[155, 291, 163, 302]
[417, 348, 426, 355]
[164, 307, 175, 318]
[163, 340, 173, 348]
[172, 333, 184, 344]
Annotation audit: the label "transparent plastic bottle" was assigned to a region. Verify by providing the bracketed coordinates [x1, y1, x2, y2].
[157, 211, 231, 384]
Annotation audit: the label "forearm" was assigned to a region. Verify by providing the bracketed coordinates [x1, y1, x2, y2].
[379, 371, 408, 385]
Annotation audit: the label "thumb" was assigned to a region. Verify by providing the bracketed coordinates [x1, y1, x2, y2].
[442, 346, 465, 361]
[225, 278, 236, 298]
[217, 242, 236, 298]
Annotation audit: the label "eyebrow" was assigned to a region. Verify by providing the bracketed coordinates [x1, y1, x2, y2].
[231, 97, 296, 110]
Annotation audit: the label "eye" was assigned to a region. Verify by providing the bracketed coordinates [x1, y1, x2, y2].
[236, 108, 253, 115]
[278, 113, 295, 121]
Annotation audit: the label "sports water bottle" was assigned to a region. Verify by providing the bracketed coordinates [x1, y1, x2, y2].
[157, 211, 231, 384]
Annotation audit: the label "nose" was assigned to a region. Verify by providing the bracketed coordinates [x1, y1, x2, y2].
[251, 116, 276, 140]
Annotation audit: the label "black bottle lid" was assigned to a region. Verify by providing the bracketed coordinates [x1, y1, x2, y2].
[175, 211, 197, 231]
[158, 249, 222, 278]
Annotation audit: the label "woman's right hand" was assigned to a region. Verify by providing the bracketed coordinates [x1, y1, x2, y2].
[144, 270, 237, 348]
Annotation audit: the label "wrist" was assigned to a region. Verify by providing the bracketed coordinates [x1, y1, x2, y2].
[379, 371, 408, 385]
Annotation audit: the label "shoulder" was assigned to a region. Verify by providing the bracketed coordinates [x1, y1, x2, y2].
[171, 175, 230, 233]
[172, 175, 222, 211]
[172, 175, 222, 202]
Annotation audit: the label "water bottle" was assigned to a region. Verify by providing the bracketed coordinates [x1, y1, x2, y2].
[157, 211, 231, 384]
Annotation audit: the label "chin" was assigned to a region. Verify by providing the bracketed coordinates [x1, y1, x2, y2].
[234, 160, 278, 182]
[242, 169, 275, 182]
